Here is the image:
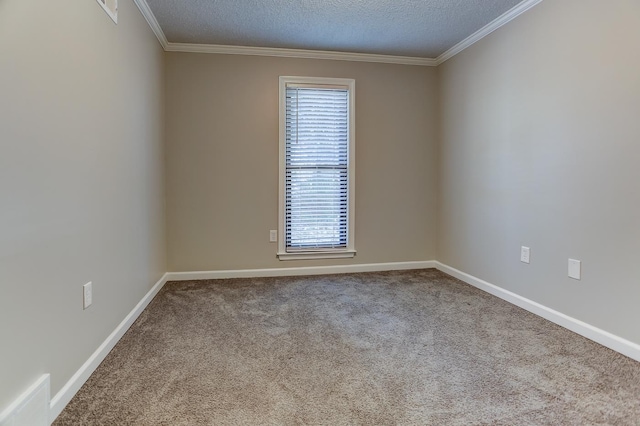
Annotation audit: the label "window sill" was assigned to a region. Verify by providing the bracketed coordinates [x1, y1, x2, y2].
[277, 250, 356, 261]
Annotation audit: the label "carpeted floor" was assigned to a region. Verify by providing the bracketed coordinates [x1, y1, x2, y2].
[54, 269, 640, 425]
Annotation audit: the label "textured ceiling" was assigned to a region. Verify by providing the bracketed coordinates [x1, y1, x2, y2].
[145, 0, 525, 58]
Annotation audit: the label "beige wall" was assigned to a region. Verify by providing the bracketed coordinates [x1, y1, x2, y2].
[165, 53, 438, 271]
[437, 0, 640, 344]
[0, 0, 166, 411]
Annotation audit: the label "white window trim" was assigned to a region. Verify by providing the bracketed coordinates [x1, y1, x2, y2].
[277, 76, 356, 261]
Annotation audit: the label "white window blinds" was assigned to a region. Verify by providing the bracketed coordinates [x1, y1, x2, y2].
[285, 84, 350, 251]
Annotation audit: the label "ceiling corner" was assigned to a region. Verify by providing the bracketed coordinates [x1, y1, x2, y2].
[435, 0, 544, 65]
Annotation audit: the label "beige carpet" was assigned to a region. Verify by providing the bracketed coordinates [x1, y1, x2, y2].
[54, 269, 640, 425]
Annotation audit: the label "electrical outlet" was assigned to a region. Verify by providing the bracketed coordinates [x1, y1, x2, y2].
[568, 259, 581, 280]
[269, 230, 277, 243]
[83, 282, 92, 309]
[520, 246, 530, 264]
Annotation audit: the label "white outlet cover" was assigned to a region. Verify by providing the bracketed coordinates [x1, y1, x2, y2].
[568, 259, 581, 280]
[83, 282, 93, 309]
[269, 230, 277, 242]
[520, 246, 530, 264]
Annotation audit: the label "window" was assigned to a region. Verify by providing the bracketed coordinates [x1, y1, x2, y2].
[278, 77, 356, 260]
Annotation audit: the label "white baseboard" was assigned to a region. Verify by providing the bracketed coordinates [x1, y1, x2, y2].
[48, 273, 169, 423]
[0, 374, 50, 426]
[165, 261, 436, 281]
[435, 262, 640, 362]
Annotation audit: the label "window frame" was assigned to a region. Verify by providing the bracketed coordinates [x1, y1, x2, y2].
[278, 76, 356, 260]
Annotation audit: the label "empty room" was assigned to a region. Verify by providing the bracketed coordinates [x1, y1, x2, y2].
[1, 0, 640, 424]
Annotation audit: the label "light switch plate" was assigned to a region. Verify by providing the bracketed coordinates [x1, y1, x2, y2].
[269, 230, 277, 243]
[520, 246, 530, 264]
[568, 259, 581, 280]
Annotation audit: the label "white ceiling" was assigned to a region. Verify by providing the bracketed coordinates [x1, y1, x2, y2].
[144, 0, 527, 59]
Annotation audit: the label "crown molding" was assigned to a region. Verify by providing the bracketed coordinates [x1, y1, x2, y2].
[132, 0, 168, 48]
[435, 0, 543, 65]
[165, 42, 437, 66]
[133, 0, 541, 67]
